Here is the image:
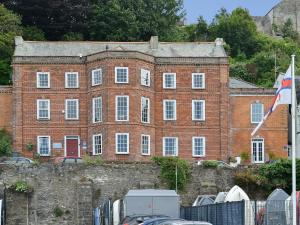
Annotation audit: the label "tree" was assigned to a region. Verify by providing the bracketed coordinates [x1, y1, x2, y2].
[187, 16, 210, 41]
[281, 18, 298, 40]
[0, 4, 22, 84]
[88, 0, 185, 41]
[0, 129, 12, 156]
[62, 32, 84, 41]
[2, 0, 90, 40]
[210, 8, 259, 58]
[23, 26, 45, 41]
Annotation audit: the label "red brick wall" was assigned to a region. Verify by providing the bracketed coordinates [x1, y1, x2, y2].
[229, 94, 288, 161]
[0, 86, 13, 133]
[12, 57, 229, 161]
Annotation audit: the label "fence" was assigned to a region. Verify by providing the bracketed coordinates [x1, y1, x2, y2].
[181, 200, 299, 225]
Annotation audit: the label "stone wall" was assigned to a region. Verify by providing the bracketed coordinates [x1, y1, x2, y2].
[0, 163, 235, 225]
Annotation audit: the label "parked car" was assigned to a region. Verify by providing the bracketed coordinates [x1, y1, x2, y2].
[54, 156, 83, 164]
[160, 221, 212, 225]
[141, 217, 184, 225]
[120, 215, 168, 225]
[0, 157, 33, 165]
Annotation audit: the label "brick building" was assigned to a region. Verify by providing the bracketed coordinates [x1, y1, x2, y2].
[0, 86, 13, 133]
[11, 36, 229, 161]
[229, 78, 288, 163]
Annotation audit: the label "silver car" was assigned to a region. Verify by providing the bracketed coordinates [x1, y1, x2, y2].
[160, 221, 212, 225]
[0, 157, 33, 165]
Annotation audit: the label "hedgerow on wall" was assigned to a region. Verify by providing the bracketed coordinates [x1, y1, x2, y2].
[152, 156, 190, 191]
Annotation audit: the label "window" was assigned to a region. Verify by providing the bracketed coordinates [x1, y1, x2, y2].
[192, 73, 205, 89]
[115, 67, 129, 83]
[163, 100, 176, 120]
[116, 133, 129, 154]
[141, 69, 150, 86]
[163, 73, 176, 89]
[251, 102, 264, 123]
[37, 99, 50, 120]
[37, 136, 51, 156]
[37, 72, 50, 88]
[141, 97, 150, 123]
[93, 134, 102, 155]
[252, 138, 264, 163]
[65, 72, 79, 88]
[163, 137, 178, 156]
[192, 137, 205, 157]
[65, 99, 79, 120]
[93, 97, 102, 123]
[116, 96, 129, 121]
[92, 69, 102, 86]
[192, 100, 205, 121]
[141, 135, 150, 155]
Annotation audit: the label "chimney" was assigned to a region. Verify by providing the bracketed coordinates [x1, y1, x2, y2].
[150, 36, 158, 49]
[15, 36, 24, 46]
[215, 38, 224, 46]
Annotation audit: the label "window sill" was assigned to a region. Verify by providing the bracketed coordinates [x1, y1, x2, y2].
[115, 152, 129, 155]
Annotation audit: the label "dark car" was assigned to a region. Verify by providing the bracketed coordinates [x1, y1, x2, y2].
[141, 217, 184, 225]
[120, 215, 168, 225]
[0, 157, 33, 165]
[54, 156, 83, 164]
[160, 221, 212, 225]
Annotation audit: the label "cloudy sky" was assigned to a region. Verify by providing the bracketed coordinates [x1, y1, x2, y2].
[184, 0, 281, 23]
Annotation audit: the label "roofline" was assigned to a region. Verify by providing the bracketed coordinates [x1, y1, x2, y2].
[229, 77, 259, 88]
[264, 0, 283, 17]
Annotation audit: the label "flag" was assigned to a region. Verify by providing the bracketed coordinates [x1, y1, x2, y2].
[251, 65, 292, 136]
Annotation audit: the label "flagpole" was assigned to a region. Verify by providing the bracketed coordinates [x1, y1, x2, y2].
[291, 54, 297, 225]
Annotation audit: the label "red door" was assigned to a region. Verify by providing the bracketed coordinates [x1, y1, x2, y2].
[66, 137, 79, 157]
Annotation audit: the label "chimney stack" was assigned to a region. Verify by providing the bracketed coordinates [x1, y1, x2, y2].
[15, 36, 24, 46]
[150, 36, 158, 49]
[215, 38, 224, 46]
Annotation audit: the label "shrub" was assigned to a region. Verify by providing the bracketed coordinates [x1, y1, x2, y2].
[0, 129, 12, 156]
[152, 156, 190, 191]
[10, 180, 32, 193]
[240, 151, 250, 164]
[53, 206, 64, 217]
[202, 160, 219, 168]
[83, 155, 104, 166]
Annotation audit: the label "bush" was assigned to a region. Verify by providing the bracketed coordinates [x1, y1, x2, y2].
[10, 180, 32, 193]
[0, 129, 12, 156]
[83, 155, 104, 166]
[53, 206, 64, 217]
[152, 156, 190, 191]
[240, 151, 250, 164]
[202, 160, 219, 168]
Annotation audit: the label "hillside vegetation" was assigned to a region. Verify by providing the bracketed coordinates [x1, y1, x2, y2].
[1, 1, 300, 87]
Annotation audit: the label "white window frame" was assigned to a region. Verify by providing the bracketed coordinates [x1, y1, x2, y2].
[92, 68, 102, 86]
[115, 67, 129, 84]
[65, 99, 79, 120]
[141, 97, 150, 123]
[163, 73, 176, 89]
[192, 100, 205, 121]
[92, 96, 102, 123]
[37, 136, 51, 156]
[37, 99, 50, 120]
[251, 102, 264, 124]
[141, 69, 150, 87]
[163, 137, 178, 156]
[192, 137, 206, 157]
[192, 73, 205, 89]
[251, 138, 265, 163]
[141, 134, 151, 156]
[65, 72, 79, 88]
[93, 134, 102, 155]
[115, 95, 129, 122]
[36, 72, 50, 88]
[115, 133, 129, 154]
[163, 100, 177, 121]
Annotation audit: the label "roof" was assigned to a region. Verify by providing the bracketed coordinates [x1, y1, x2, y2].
[125, 189, 179, 197]
[14, 36, 227, 58]
[229, 77, 258, 89]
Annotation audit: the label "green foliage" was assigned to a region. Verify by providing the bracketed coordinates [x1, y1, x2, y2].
[11, 180, 32, 193]
[53, 206, 64, 217]
[22, 26, 45, 41]
[0, 129, 12, 156]
[83, 155, 104, 166]
[62, 32, 84, 41]
[240, 151, 250, 163]
[281, 19, 298, 41]
[26, 142, 34, 151]
[235, 159, 300, 197]
[152, 156, 190, 191]
[202, 160, 219, 168]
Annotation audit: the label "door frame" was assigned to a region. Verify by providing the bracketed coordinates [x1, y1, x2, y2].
[64, 135, 80, 157]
